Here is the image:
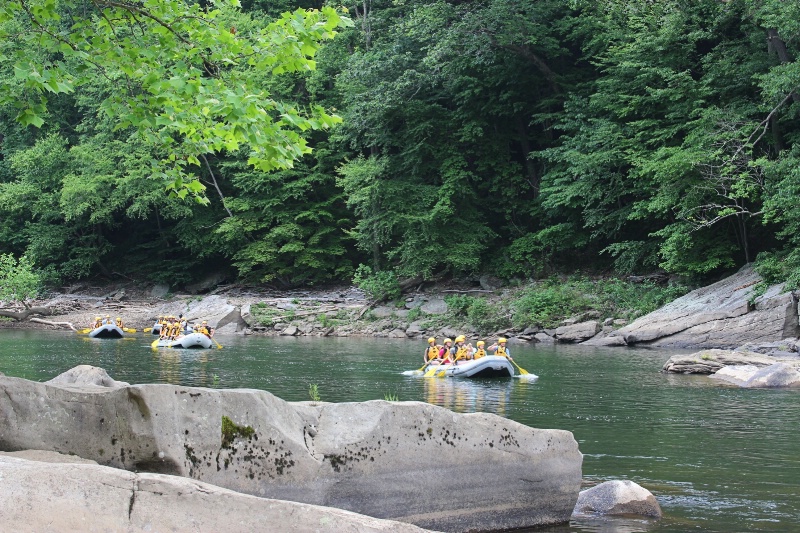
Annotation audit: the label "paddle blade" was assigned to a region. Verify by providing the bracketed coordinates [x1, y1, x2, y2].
[77, 329, 91, 334]
[150, 338, 159, 349]
[423, 366, 438, 377]
[143, 327, 152, 333]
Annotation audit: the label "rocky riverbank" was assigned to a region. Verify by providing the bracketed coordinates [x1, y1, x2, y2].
[6, 264, 800, 352]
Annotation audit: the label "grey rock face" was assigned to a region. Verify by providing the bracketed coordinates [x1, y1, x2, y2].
[150, 283, 170, 298]
[46, 365, 129, 388]
[0, 371, 583, 532]
[615, 265, 800, 349]
[420, 298, 448, 315]
[711, 363, 800, 388]
[573, 480, 662, 518]
[662, 349, 784, 374]
[555, 321, 601, 343]
[0, 456, 429, 533]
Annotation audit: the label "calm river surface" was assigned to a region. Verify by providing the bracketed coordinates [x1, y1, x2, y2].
[1, 330, 799, 532]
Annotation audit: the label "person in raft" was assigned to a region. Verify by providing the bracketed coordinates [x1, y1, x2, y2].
[115, 317, 125, 329]
[424, 337, 441, 364]
[473, 340, 487, 359]
[451, 335, 473, 364]
[91, 316, 103, 329]
[104, 314, 113, 325]
[439, 338, 453, 364]
[488, 337, 512, 360]
[197, 320, 214, 338]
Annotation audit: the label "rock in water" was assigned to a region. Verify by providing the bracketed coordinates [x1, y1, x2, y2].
[0, 369, 583, 532]
[573, 480, 662, 518]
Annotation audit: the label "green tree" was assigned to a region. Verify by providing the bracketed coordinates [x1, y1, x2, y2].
[0, 0, 351, 201]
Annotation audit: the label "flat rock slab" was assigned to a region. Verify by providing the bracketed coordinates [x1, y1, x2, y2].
[0, 455, 429, 533]
[710, 363, 800, 388]
[0, 370, 582, 532]
[615, 265, 800, 349]
[662, 349, 794, 374]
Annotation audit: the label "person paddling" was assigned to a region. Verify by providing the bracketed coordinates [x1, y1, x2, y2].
[488, 337, 512, 360]
[424, 337, 441, 365]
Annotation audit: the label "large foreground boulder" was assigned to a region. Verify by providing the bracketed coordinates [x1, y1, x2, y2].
[0, 370, 582, 532]
[0, 455, 427, 533]
[605, 265, 800, 349]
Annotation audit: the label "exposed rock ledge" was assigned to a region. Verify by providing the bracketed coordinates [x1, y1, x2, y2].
[662, 349, 800, 388]
[0, 454, 428, 533]
[0, 367, 583, 532]
[589, 264, 800, 349]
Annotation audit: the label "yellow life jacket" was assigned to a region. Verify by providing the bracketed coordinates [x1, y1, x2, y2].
[474, 348, 486, 359]
[496, 345, 507, 358]
[425, 345, 439, 361]
[454, 345, 469, 361]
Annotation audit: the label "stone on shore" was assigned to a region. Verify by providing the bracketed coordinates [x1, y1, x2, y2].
[710, 363, 800, 388]
[612, 264, 799, 349]
[555, 321, 600, 343]
[662, 349, 789, 374]
[572, 480, 662, 518]
[0, 455, 429, 533]
[0, 369, 583, 532]
[46, 364, 129, 388]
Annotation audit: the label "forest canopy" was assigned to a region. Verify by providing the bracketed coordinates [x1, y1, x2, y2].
[1, 0, 799, 289]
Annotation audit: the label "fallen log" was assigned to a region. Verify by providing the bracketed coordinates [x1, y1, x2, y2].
[29, 318, 77, 332]
[0, 306, 53, 321]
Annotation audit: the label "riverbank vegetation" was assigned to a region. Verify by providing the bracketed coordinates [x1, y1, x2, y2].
[1, 0, 799, 293]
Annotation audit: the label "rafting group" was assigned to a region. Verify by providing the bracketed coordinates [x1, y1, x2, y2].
[423, 335, 512, 365]
[90, 315, 126, 329]
[156, 315, 215, 341]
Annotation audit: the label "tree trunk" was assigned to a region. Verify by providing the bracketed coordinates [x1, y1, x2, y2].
[767, 28, 800, 103]
[0, 306, 54, 321]
[516, 117, 539, 197]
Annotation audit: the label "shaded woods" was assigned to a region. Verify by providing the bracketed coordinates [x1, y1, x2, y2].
[1, 0, 799, 290]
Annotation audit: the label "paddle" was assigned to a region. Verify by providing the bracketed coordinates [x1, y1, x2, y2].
[150, 338, 160, 349]
[143, 327, 153, 333]
[123, 328, 137, 333]
[509, 358, 530, 376]
[423, 365, 439, 377]
[210, 336, 223, 349]
[77, 328, 92, 334]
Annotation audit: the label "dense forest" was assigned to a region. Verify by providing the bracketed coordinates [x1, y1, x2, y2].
[1, 0, 799, 291]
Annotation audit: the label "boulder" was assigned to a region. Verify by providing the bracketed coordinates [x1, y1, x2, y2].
[479, 274, 503, 291]
[0, 371, 583, 532]
[405, 321, 425, 337]
[615, 265, 800, 349]
[46, 365, 129, 388]
[555, 321, 601, 343]
[420, 298, 448, 315]
[662, 349, 785, 374]
[240, 303, 253, 326]
[281, 325, 299, 336]
[581, 333, 627, 347]
[387, 328, 407, 338]
[710, 363, 800, 388]
[0, 455, 428, 533]
[372, 306, 395, 318]
[150, 283, 170, 299]
[534, 333, 555, 343]
[573, 480, 662, 518]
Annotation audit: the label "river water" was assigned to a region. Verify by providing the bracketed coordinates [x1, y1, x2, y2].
[1, 330, 799, 532]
